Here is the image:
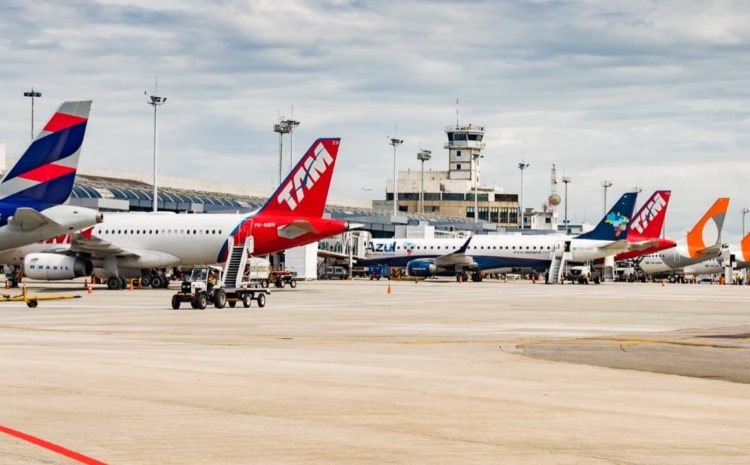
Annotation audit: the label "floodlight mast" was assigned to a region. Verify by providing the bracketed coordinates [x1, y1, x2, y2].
[601, 180, 613, 215]
[23, 88, 42, 140]
[562, 176, 572, 234]
[518, 162, 530, 228]
[389, 137, 404, 216]
[417, 150, 432, 214]
[145, 85, 167, 212]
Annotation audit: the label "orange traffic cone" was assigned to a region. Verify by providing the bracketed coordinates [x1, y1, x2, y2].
[128, 279, 134, 291]
[87, 284, 93, 295]
[387, 283, 392, 294]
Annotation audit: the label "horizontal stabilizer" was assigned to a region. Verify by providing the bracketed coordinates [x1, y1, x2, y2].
[8, 207, 55, 231]
[277, 220, 318, 240]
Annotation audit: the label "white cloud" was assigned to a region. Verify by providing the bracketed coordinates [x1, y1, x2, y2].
[0, 0, 749, 240]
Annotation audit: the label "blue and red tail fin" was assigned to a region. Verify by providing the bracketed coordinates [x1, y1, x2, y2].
[576, 192, 638, 241]
[0, 100, 91, 205]
[628, 190, 671, 240]
[256, 138, 341, 218]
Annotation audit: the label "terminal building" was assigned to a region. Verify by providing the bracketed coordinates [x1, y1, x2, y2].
[373, 124, 519, 227]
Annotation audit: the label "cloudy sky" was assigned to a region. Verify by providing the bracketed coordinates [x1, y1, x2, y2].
[1, 0, 749, 240]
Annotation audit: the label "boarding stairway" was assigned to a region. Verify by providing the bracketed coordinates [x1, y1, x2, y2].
[547, 240, 570, 284]
[223, 236, 255, 288]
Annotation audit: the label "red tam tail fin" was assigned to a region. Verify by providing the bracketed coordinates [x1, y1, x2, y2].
[628, 190, 671, 239]
[257, 138, 341, 218]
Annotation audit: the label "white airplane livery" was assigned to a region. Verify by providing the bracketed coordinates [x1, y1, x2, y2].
[0, 101, 101, 257]
[4, 138, 353, 289]
[638, 197, 730, 276]
[361, 192, 638, 281]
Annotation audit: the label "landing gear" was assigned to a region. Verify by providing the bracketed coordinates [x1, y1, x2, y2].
[150, 275, 163, 289]
[471, 272, 483, 282]
[456, 272, 469, 282]
[107, 276, 121, 290]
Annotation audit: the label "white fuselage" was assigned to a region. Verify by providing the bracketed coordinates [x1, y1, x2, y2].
[638, 244, 722, 275]
[0, 212, 246, 271]
[365, 235, 621, 270]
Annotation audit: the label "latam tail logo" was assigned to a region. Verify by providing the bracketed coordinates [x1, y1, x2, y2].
[605, 212, 629, 238]
[276, 143, 334, 211]
[631, 193, 667, 235]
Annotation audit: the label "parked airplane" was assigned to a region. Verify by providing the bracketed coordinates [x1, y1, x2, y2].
[681, 232, 750, 276]
[638, 197, 730, 276]
[0, 101, 100, 259]
[16, 138, 352, 289]
[361, 192, 638, 281]
[614, 190, 676, 261]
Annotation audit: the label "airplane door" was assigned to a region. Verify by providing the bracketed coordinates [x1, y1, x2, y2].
[564, 241, 571, 253]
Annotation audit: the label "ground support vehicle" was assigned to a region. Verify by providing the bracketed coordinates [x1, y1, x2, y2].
[270, 269, 298, 288]
[171, 265, 270, 310]
[171, 238, 270, 309]
[0, 286, 81, 308]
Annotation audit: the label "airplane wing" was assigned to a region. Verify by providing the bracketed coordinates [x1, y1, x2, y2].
[7, 208, 58, 231]
[70, 230, 136, 258]
[433, 237, 475, 267]
[626, 239, 661, 251]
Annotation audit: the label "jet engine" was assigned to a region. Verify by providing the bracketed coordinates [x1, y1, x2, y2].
[405, 260, 437, 277]
[24, 253, 93, 280]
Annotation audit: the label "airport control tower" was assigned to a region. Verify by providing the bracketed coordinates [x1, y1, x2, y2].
[445, 124, 486, 182]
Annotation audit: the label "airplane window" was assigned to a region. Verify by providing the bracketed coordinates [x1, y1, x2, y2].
[512, 246, 515, 250]
[206, 230, 210, 234]
[430, 246, 434, 249]
[212, 230, 216, 234]
[193, 230, 197, 234]
[480, 246, 484, 249]
[533, 246, 536, 250]
[187, 230, 191, 235]
[130, 230, 134, 234]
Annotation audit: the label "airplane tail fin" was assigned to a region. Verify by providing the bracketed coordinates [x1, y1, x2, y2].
[741, 231, 750, 263]
[256, 138, 341, 218]
[576, 192, 638, 241]
[628, 190, 671, 239]
[0, 101, 91, 205]
[686, 197, 730, 259]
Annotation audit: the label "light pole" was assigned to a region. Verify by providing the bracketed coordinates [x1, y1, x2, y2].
[417, 149, 431, 214]
[145, 87, 167, 212]
[389, 137, 403, 216]
[742, 208, 749, 237]
[23, 88, 42, 140]
[283, 118, 300, 172]
[518, 162, 530, 228]
[562, 176, 572, 234]
[601, 180, 613, 214]
[274, 120, 291, 184]
[472, 152, 482, 223]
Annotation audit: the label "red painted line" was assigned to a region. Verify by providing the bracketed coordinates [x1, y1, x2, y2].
[0, 424, 107, 465]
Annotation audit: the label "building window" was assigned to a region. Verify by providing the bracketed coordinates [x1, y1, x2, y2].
[466, 206, 474, 218]
[457, 164, 462, 170]
[479, 206, 488, 221]
[490, 207, 499, 223]
[456, 150, 462, 157]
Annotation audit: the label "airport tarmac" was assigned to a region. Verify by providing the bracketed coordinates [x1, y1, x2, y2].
[1, 280, 749, 464]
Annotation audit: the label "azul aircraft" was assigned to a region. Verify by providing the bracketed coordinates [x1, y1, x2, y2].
[361, 192, 638, 281]
[0, 101, 100, 260]
[13, 138, 354, 289]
